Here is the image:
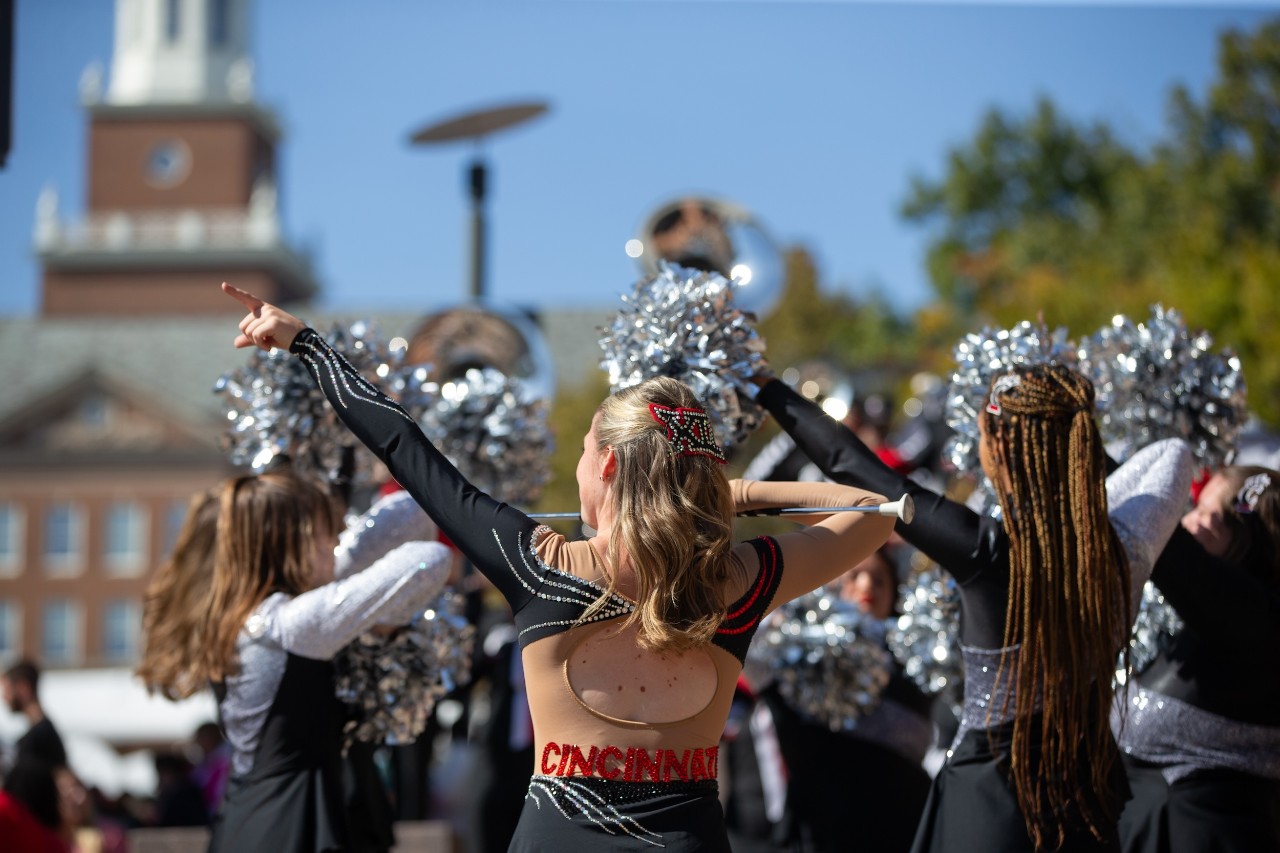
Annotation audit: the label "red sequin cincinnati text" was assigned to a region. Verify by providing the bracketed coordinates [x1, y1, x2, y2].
[539, 742, 719, 783]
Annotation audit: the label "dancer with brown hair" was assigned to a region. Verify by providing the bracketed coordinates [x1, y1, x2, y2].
[220, 282, 896, 852]
[1117, 465, 1280, 853]
[137, 488, 218, 702]
[139, 468, 449, 853]
[750, 363, 1194, 851]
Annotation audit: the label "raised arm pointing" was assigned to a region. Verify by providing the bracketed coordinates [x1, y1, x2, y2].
[222, 282, 305, 352]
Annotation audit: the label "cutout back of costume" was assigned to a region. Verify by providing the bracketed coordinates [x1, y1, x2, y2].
[564, 619, 719, 726]
[518, 532, 785, 750]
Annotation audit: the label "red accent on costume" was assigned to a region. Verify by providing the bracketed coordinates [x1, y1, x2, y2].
[538, 742, 719, 783]
[632, 747, 661, 783]
[598, 746, 625, 780]
[663, 749, 691, 783]
[541, 742, 560, 775]
[718, 537, 779, 635]
[568, 745, 598, 777]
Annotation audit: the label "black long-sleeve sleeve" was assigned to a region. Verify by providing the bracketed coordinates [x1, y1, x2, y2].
[756, 378, 1011, 646]
[756, 379, 1009, 584]
[1140, 525, 1280, 724]
[289, 328, 545, 615]
[1150, 526, 1280, 651]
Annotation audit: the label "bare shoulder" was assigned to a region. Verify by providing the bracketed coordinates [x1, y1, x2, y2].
[544, 536, 608, 586]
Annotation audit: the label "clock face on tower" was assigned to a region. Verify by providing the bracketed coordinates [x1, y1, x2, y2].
[145, 138, 192, 187]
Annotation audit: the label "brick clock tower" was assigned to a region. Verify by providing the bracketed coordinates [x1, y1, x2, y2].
[36, 0, 316, 316]
[0, 0, 317, 700]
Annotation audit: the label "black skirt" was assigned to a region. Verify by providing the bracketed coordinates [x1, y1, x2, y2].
[1119, 756, 1280, 853]
[911, 721, 1125, 853]
[508, 776, 729, 852]
[210, 766, 345, 853]
[208, 655, 348, 853]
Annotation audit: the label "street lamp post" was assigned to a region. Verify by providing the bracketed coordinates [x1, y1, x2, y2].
[409, 101, 548, 302]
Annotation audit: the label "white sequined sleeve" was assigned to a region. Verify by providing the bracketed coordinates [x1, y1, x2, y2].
[271, 540, 450, 660]
[1106, 438, 1195, 607]
[334, 489, 438, 581]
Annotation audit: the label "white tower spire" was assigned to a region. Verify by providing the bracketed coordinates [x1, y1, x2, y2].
[106, 0, 253, 105]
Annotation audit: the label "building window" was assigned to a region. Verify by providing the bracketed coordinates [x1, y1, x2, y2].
[210, 0, 230, 47]
[163, 499, 189, 557]
[79, 396, 107, 427]
[0, 601, 20, 660]
[165, 0, 181, 42]
[44, 503, 84, 576]
[104, 502, 148, 576]
[0, 503, 23, 577]
[41, 600, 81, 666]
[102, 600, 140, 664]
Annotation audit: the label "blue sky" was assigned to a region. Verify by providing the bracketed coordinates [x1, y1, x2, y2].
[1, 1, 1275, 320]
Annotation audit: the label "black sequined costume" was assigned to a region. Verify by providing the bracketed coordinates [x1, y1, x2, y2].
[289, 329, 893, 851]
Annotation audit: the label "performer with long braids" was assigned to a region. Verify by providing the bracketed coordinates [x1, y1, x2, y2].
[749, 363, 1194, 852]
[1116, 465, 1280, 853]
[220, 283, 896, 852]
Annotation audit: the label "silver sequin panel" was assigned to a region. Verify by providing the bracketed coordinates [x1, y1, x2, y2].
[847, 697, 935, 766]
[1105, 438, 1195, 617]
[335, 489, 437, 581]
[951, 644, 1030, 749]
[1113, 681, 1280, 785]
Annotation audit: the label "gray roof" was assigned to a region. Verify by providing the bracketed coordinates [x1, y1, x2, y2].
[0, 307, 615, 426]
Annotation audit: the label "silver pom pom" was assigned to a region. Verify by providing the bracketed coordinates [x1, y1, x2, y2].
[1077, 305, 1247, 467]
[598, 262, 768, 449]
[391, 365, 553, 505]
[1126, 580, 1183, 675]
[744, 590, 892, 732]
[887, 564, 963, 713]
[334, 587, 475, 748]
[944, 321, 1077, 516]
[213, 320, 389, 485]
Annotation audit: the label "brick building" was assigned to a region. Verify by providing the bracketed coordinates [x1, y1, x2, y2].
[0, 0, 607, 718]
[0, 0, 318, 678]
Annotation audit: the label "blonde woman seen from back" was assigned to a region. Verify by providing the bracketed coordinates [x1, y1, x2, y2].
[220, 282, 896, 853]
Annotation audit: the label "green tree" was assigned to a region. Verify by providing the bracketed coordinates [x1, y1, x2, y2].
[902, 18, 1280, 426]
[758, 247, 920, 374]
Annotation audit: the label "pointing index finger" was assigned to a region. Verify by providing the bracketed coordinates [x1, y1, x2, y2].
[221, 282, 264, 310]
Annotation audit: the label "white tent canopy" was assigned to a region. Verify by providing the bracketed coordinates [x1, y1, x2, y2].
[1, 667, 218, 797]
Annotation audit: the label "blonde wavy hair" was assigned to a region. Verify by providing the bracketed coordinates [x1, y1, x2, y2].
[584, 377, 741, 654]
[136, 489, 220, 700]
[982, 363, 1129, 850]
[198, 470, 342, 684]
